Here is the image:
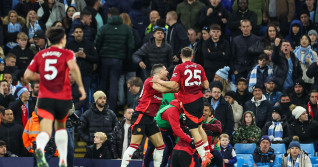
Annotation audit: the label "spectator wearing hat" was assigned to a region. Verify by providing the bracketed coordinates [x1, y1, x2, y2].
[235, 77, 253, 106]
[252, 135, 276, 166]
[281, 136, 312, 167]
[210, 81, 234, 136]
[233, 111, 261, 144]
[264, 77, 283, 107]
[285, 20, 303, 49]
[247, 53, 273, 92]
[262, 107, 290, 144]
[78, 90, 119, 144]
[224, 91, 243, 130]
[244, 84, 273, 129]
[306, 89, 318, 120]
[308, 29, 318, 52]
[289, 105, 318, 143]
[290, 79, 308, 106]
[30, 30, 48, 54]
[214, 66, 234, 96]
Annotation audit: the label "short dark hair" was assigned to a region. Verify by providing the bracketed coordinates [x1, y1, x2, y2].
[300, 10, 310, 17]
[280, 93, 290, 100]
[46, 27, 65, 45]
[151, 64, 165, 76]
[210, 24, 221, 31]
[204, 102, 212, 112]
[0, 80, 8, 85]
[5, 53, 16, 60]
[0, 106, 5, 115]
[301, 34, 311, 44]
[73, 25, 83, 31]
[181, 47, 193, 58]
[309, 89, 318, 95]
[86, 0, 98, 7]
[156, 19, 166, 27]
[0, 140, 6, 147]
[80, 9, 91, 19]
[109, 7, 119, 16]
[1, 108, 11, 115]
[17, 70, 25, 82]
[30, 81, 40, 89]
[258, 53, 269, 61]
[127, 77, 143, 87]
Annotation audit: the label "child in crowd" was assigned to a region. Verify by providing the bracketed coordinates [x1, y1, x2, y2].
[84, 132, 112, 159]
[220, 133, 237, 167]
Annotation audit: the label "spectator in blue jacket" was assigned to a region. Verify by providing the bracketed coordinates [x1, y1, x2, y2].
[220, 133, 237, 167]
[264, 77, 282, 107]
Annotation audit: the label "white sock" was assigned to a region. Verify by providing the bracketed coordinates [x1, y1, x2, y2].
[204, 142, 210, 153]
[55, 129, 68, 166]
[36, 132, 50, 153]
[121, 144, 138, 167]
[153, 145, 165, 167]
[195, 140, 206, 161]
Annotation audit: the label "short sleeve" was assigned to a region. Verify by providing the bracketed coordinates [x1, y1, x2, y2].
[170, 65, 181, 82]
[200, 65, 207, 82]
[66, 50, 76, 62]
[27, 54, 39, 72]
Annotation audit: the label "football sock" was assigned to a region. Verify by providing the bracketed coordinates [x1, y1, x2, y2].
[121, 143, 139, 167]
[153, 145, 165, 167]
[36, 132, 50, 153]
[55, 129, 68, 166]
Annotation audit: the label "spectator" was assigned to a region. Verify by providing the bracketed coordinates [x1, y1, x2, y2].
[306, 90, 318, 120]
[31, 30, 48, 53]
[247, 54, 273, 92]
[233, 111, 262, 144]
[78, 91, 119, 144]
[264, 0, 295, 23]
[37, 0, 65, 28]
[224, 91, 243, 131]
[285, 20, 303, 49]
[290, 80, 308, 106]
[262, 107, 290, 144]
[16, 70, 29, 90]
[280, 94, 294, 122]
[214, 66, 233, 96]
[3, 10, 25, 53]
[303, 0, 316, 22]
[309, 30, 318, 52]
[95, 7, 134, 111]
[29, 81, 39, 111]
[69, 9, 95, 42]
[281, 136, 312, 167]
[62, 6, 76, 35]
[210, 81, 234, 136]
[187, 28, 198, 49]
[0, 109, 26, 156]
[227, 0, 258, 37]
[263, 77, 283, 107]
[176, 0, 205, 32]
[22, 10, 45, 44]
[307, 61, 318, 90]
[128, 0, 149, 40]
[194, 26, 210, 68]
[0, 80, 14, 108]
[69, 73, 85, 117]
[14, 0, 40, 18]
[126, 77, 143, 108]
[57, 0, 86, 13]
[0, 140, 18, 157]
[220, 133, 237, 167]
[145, 10, 162, 35]
[83, 0, 106, 31]
[151, 0, 178, 19]
[84, 132, 112, 159]
[272, 39, 302, 91]
[244, 84, 272, 129]
[8, 85, 31, 127]
[289, 105, 318, 143]
[0, 58, 3, 79]
[3, 73, 15, 95]
[235, 77, 253, 106]
[299, 11, 315, 35]
[252, 135, 276, 166]
[231, 19, 261, 79]
[9, 32, 34, 71]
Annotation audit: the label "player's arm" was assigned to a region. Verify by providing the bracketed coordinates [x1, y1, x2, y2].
[152, 76, 179, 91]
[152, 82, 179, 93]
[67, 59, 86, 101]
[24, 69, 40, 82]
[202, 79, 209, 90]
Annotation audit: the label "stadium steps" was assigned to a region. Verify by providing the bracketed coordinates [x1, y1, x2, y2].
[74, 141, 87, 158]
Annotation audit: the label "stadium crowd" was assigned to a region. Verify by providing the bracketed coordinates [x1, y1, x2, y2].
[0, 0, 318, 166]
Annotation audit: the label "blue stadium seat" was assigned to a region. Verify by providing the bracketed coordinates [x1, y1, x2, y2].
[273, 154, 283, 166]
[234, 143, 257, 154]
[313, 164, 318, 167]
[300, 143, 315, 156]
[271, 144, 286, 154]
[311, 157, 318, 164]
[236, 154, 255, 167]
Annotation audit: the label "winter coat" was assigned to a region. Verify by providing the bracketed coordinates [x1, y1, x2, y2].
[247, 65, 272, 92]
[264, 91, 283, 107]
[199, 3, 230, 33]
[281, 151, 312, 167]
[244, 95, 273, 129]
[78, 104, 119, 144]
[265, 0, 295, 22]
[123, 28, 141, 72]
[166, 22, 190, 57]
[220, 144, 237, 167]
[253, 147, 276, 167]
[235, 89, 253, 106]
[83, 6, 107, 31]
[306, 62, 318, 90]
[71, 83, 85, 111]
[9, 46, 34, 71]
[262, 116, 290, 144]
[151, 0, 178, 19]
[232, 0, 265, 25]
[68, 18, 95, 42]
[129, 6, 149, 40]
[233, 111, 262, 144]
[95, 15, 135, 60]
[212, 96, 234, 136]
[110, 119, 144, 159]
[289, 119, 318, 143]
[0, 93, 15, 108]
[285, 20, 303, 49]
[57, 0, 86, 12]
[271, 46, 302, 90]
[227, 9, 258, 37]
[21, 20, 46, 39]
[37, 1, 65, 28]
[133, 37, 173, 75]
[8, 99, 34, 127]
[231, 100, 243, 131]
[176, 0, 205, 32]
[306, 102, 318, 120]
[66, 39, 98, 76]
[289, 91, 307, 107]
[84, 142, 113, 159]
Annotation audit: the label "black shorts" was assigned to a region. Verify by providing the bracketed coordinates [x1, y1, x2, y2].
[182, 97, 203, 129]
[131, 111, 160, 137]
[37, 98, 72, 122]
[171, 150, 194, 167]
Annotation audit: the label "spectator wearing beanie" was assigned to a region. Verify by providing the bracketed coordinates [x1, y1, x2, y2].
[308, 29, 318, 52]
[214, 66, 234, 96]
[289, 105, 318, 143]
[252, 135, 276, 166]
[78, 91, 119, 144]
[281, 136, 312, 167]
[289, 79, 308, 106]
[224, 91, 243, 130]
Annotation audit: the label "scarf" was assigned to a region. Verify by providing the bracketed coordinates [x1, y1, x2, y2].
[28, 21, 42, 39]
[21, 104, 28, 127]
[307, 102, 317, 119]
[64, 0, 76, 12]
[268, 121, 283, 141]
[287, 154, 300, 167]
[294, 45, 316, 64]
[6, 22, 21, 49]
[248, 65, 273, 91]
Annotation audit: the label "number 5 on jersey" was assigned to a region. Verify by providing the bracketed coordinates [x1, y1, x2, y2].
[44, 59, 58, 80]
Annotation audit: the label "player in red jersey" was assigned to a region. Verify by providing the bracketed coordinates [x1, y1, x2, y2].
[24, 27, 86, 167]
[121, 64, 173, 167]
[152, 47, 211, 166]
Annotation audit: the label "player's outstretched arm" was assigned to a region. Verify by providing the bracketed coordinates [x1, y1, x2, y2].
[67, 59, 86, 101]
[24, 69, 40, 82]
[152, 75, 179, 91]
[152, 82, 179, 93]
[202, 80, 209, 90]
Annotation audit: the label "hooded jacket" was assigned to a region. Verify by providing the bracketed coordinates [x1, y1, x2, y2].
[253, 147, 276, 166]
[233, 111, 262, 144]
[262, 115, 290, 144]
[285, 20, 303, 49]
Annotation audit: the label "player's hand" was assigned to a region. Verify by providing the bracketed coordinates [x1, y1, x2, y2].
[189, 140, 196, 149]
[139, 61, 146, 69]
[152, 75, 160, 83]
[78, 86, 86, 101]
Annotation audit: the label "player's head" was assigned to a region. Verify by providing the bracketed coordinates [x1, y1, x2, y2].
[180, 47, 194, 60]
[151, 64, 168, 80]
[46, 27, 66, 48]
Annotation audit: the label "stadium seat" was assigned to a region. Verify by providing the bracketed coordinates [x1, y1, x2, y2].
[234, 143, 257, 154]
[300, 143, 315, 156]
[273, 154, 283, 166]
[271, 144, 286, 154]
[313, 164, 318, 167]
[236, 154, 255, 167]
[311, 157, 318, 164]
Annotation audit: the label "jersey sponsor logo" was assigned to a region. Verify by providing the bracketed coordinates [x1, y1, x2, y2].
[42, 51, 62, 58]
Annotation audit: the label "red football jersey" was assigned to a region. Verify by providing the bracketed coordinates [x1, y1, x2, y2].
[170, 61, 207, 104]
[135, 77, 162, 117]
[27, 46, 75, 100]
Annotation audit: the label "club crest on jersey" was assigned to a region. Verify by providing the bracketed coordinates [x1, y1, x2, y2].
[137, 128, 141, 132]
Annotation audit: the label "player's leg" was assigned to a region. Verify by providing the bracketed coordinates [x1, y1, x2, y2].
[149, 132, 165, 167]
[198, 124, 210, 153]
[121, 134, 143, 167]
[55, 118, 68, 167]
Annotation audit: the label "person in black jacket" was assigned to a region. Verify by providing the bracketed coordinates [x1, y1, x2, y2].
[83, 0, 107, 31]
[306, 61, 318, 90]
[306, 90, 318, 120]
[252, 136, 276, 166]
[271, 38, 302, 91]
[289, 80, 308, 107]
[78, 91, 119, 145]
[235, 77, 253, 106]
[133, 27, 173, 78]
[0, 80, 15, 108]
[84, 132, 112, 159]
